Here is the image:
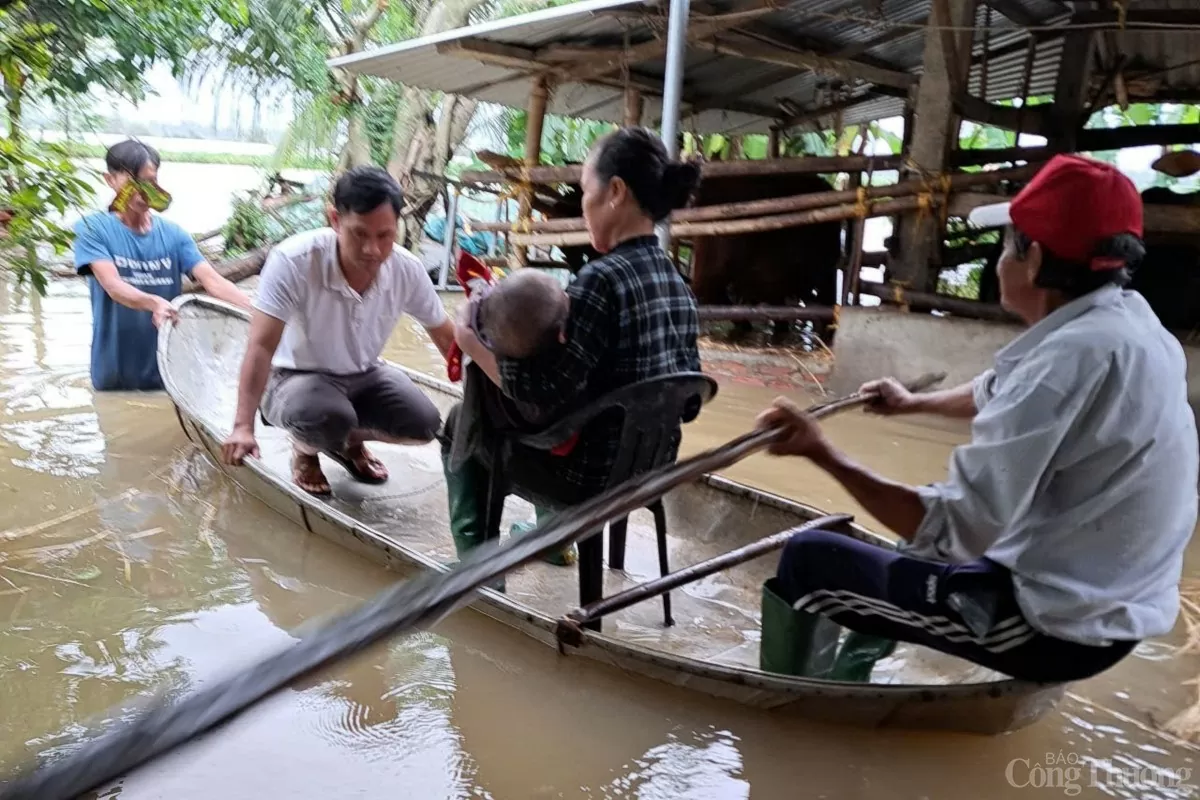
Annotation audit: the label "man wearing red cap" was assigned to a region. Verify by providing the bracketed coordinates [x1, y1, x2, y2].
[753, 154, 1199, 683]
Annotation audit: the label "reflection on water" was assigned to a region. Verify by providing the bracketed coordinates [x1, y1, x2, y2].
[2, 276, 1200, 798]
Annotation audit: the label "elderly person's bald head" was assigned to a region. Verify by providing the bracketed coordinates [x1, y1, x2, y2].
[479, 269, 569, 359]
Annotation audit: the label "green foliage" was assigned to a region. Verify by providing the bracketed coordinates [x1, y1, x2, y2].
[362, 78, 404, 166]
[468, 108, 614, 169]
[222, 194, 274, 253]
[0, 138, 96, 293]
[1, 0, 240, 290]
[937, 262, 983, 299]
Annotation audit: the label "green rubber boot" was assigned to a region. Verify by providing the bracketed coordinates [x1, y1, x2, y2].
[827, 631, 897, 683]
[442, 447, 504, 593]
[509, 505, 578, 567]
[758, 578, 842, 678]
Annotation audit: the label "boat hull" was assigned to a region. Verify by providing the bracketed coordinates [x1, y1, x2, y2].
[159, 294, 1065, 735]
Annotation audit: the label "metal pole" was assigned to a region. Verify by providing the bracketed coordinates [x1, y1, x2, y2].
[656, 0, 690, 252]
[437, 187, 458, 290]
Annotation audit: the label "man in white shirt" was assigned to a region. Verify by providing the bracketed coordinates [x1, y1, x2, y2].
[220, 166, 456, 495]
[754, 154, 1199, 683]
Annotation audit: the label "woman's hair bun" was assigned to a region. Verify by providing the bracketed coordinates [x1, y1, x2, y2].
[590, 126, 703, 222]
[661, 160, 702, 213]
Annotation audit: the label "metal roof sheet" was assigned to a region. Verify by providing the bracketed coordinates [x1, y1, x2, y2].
[330, 0, 1200, 135]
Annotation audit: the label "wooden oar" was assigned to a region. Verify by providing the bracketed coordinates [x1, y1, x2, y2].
[0, 371, 944, 800]
[556, 513, 855, 647]
[553, 370, 948, 643]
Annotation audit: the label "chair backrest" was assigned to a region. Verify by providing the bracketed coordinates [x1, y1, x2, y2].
[521, 372, 719, 488]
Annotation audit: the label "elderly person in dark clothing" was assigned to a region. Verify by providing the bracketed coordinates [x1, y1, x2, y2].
[442, 126, 702, 563]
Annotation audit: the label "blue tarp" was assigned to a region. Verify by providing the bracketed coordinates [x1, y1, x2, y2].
[424, 213, 493, 256]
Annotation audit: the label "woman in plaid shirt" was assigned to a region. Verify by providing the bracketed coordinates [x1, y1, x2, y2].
[443, 127, 702, 564]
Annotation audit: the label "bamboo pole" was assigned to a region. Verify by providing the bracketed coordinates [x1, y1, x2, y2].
[855, 282, 1020, 323]
[515, 75, 551, 268]
[470, 164, 1038, 235]
[623, 88, 644, 127]
[697, 305, 835, 322]
[559, 514, 854, 637]
[507, 196, 928, 247]
[461, 152, 906, 186]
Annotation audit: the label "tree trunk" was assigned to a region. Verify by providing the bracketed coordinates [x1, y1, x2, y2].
[385, 0, 492, 246]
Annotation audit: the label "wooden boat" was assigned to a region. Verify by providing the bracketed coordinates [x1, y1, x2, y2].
[158, 294, 1066, 735]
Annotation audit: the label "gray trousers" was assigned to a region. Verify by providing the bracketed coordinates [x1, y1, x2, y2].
[261, 364, 442, 454]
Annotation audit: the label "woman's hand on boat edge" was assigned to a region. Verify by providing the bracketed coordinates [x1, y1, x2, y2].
[221, 424, 260, 465]
[755, 398, 834, 461]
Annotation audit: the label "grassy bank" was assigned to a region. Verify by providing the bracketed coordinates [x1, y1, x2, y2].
[63, 143, 335, 171]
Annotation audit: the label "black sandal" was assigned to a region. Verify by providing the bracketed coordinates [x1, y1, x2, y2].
[324, 446, 389, 485]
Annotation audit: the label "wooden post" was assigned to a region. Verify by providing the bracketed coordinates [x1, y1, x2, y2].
[1048, 29, 1096, 153]
[623, 88, 644, 127]
[515, 74, 551, 268]
[891, 0, 975, 293]
[767, 126, 781, 158]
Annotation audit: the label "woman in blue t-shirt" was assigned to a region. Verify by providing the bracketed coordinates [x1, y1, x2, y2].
[73, 139, 252, 391]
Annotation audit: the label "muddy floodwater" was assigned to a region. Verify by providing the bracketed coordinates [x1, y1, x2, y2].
[3, 277, 1200, 799]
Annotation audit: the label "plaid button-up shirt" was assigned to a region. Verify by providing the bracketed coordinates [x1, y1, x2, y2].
[497, 235, 702, 495]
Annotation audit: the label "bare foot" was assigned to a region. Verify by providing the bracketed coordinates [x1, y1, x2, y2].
[291, 451, 331, 495]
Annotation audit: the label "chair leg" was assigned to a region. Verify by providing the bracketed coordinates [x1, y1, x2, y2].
[608, 516, 629, 571]
[650, 501, 673, 627]
[482, 450, 508, 546]
[482, 472, 506, 545]
[578, 530, 604, 631]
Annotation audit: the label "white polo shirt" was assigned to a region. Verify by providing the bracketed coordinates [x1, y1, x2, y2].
[253, 228, 448, 374]
[909, 284, 1199, 646]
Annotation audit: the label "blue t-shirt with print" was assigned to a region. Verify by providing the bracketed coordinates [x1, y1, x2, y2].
[73, 212, 204, 391]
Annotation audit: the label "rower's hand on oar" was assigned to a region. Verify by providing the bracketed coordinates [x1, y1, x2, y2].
[756, 398, 833, 460]
[859, 377, 919, 416]
[221, 424, 259, 465]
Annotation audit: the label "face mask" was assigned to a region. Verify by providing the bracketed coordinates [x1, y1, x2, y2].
[110, 179, 172, 213]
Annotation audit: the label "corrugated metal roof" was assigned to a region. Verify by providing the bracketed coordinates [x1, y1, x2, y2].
[330, 0, 1200, 135]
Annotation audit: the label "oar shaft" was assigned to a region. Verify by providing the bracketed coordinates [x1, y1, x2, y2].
[567, 513, 854, 628]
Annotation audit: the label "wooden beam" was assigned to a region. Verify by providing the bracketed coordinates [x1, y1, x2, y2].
[954, 196, 1200, 235]
[1048, 28, 1096, 151]
[437, 39, 661, 96]
[892, 0, 975, 291]
[777, 93, 880, 132]
[515, 74, 551, 267]
[439, 38, 779, 120]
[954, 93, 1050, 135]
[696, 33, 918, 90]
[547, 0, 784, 85]
[857, 282, 1019, 322]
[623, 88, 644, 127]
[671, 65, 795, 121]
[1072, 8, 1200, 29]
[460, 152, 904, 187]
[697, 305, 835, 322]
[469, 164, 1037, 233]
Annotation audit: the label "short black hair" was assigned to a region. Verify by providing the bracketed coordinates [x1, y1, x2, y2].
[332, 165, 404, 217]
[589, 126, 701, 221]
[105, 139, 160, 177]
[1008, 225, 1144, 299]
